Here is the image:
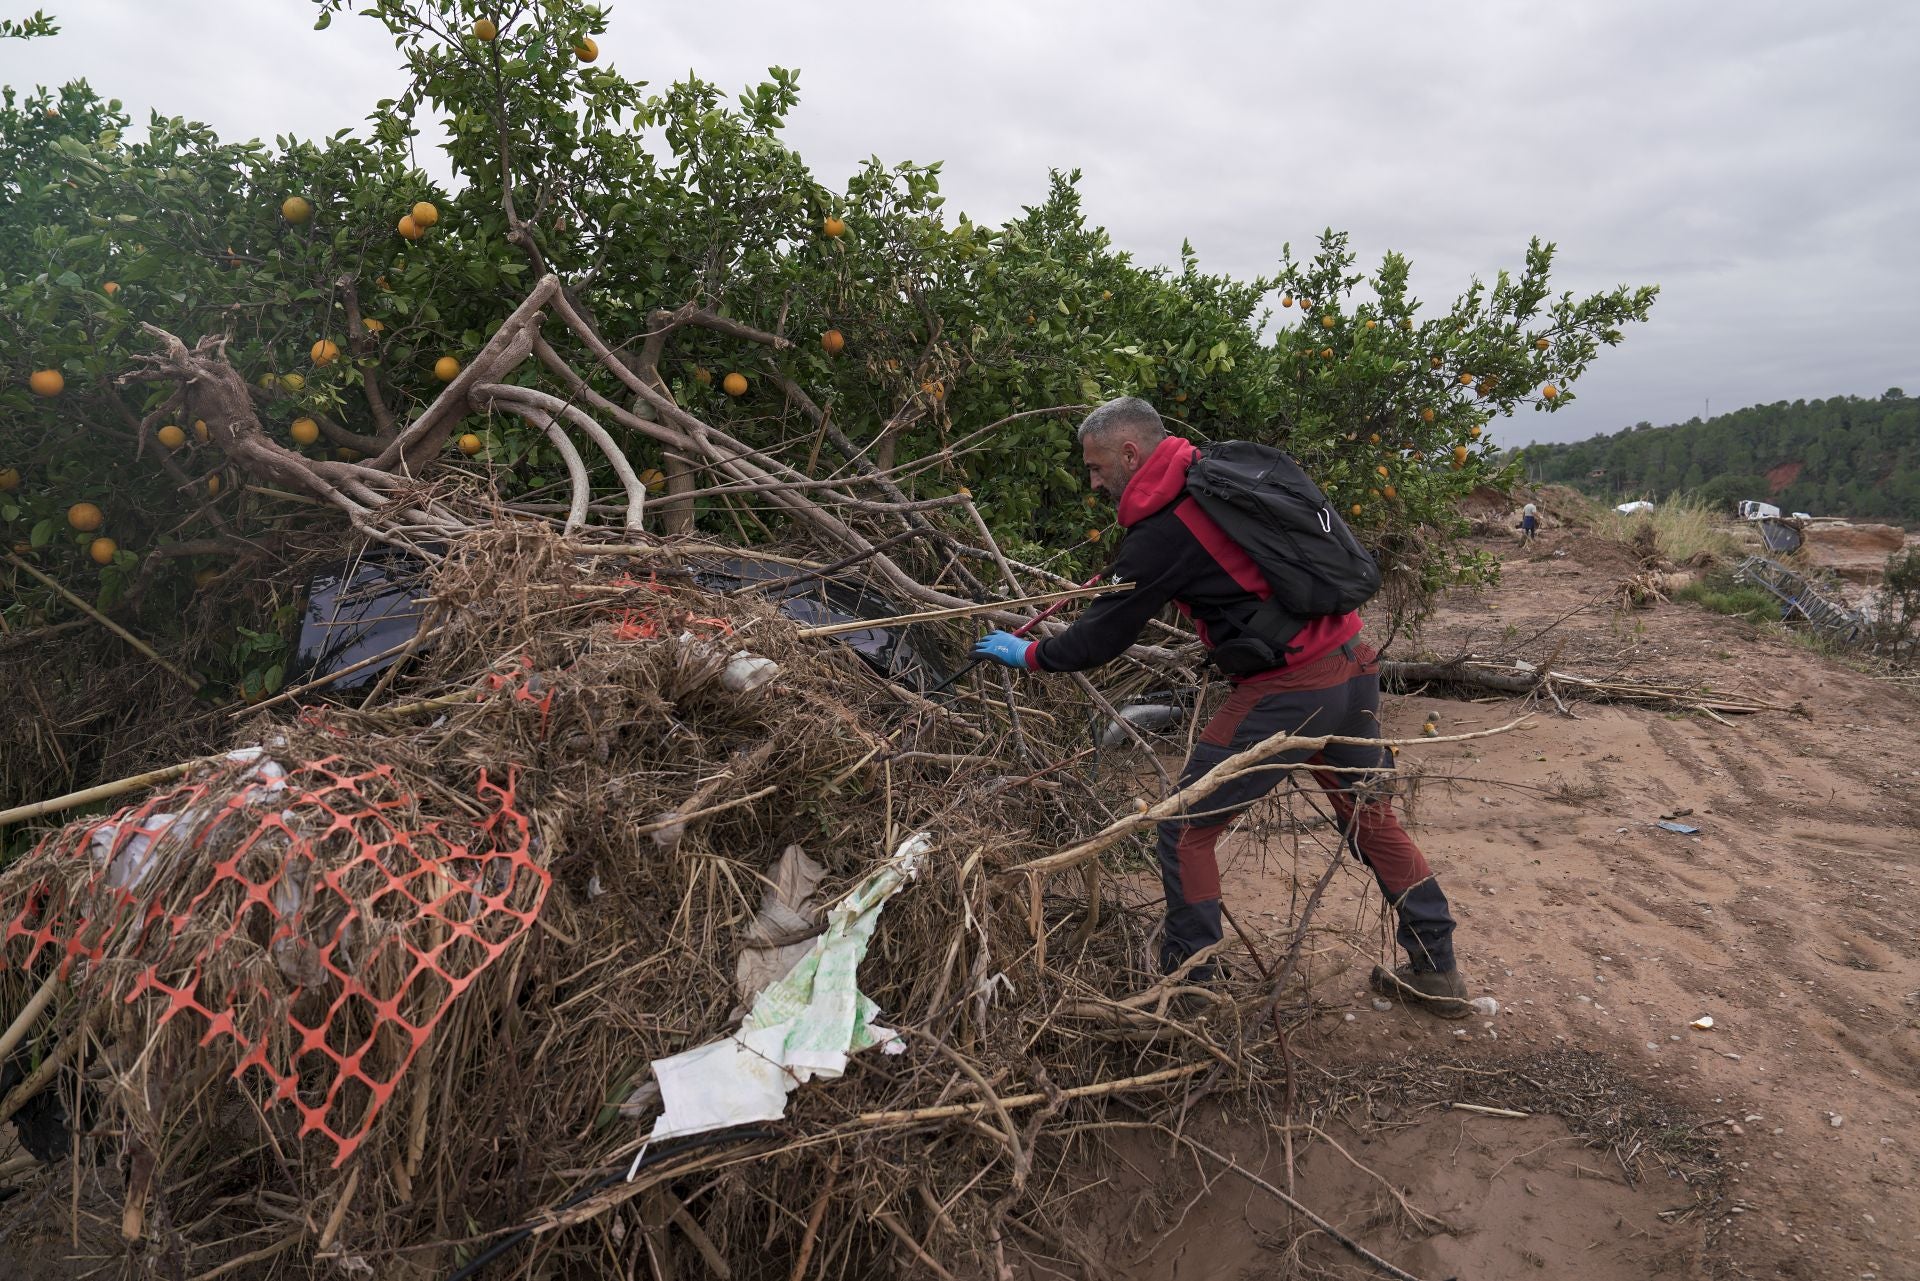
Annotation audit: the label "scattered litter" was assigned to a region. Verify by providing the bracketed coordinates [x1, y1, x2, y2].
[1690, 1015, 1715, 1030]
[1656, 820, 1701, 835]
[642, 832, 929, 1152]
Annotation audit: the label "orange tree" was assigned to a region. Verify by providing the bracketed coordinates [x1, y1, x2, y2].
[3, 0, 1655, 699]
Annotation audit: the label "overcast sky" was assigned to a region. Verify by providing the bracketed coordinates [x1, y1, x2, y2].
[5, 0, 1915, 446]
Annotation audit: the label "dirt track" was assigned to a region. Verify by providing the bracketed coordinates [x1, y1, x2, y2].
[1158, 529, 1920, 1279]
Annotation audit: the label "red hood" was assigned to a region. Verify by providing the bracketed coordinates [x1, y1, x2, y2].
[1117, 436, 1197, 527]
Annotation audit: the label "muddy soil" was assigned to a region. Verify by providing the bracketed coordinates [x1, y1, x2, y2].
[1119, 528, 1919, 1280]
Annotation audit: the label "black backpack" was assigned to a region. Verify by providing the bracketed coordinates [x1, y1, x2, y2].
[1183, 440, 1380, 671]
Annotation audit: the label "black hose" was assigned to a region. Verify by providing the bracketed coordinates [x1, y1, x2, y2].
[443, 1125, 773, 1281]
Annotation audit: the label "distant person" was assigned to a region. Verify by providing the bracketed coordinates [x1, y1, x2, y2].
[1518, 503, 1539, 547]
[969, 397, 1471, 1017]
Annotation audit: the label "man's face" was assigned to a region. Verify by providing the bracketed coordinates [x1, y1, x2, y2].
[1083, 434, 1145, 502]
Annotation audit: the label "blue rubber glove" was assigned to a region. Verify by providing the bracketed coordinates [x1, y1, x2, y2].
[971, 629, 1034, 669]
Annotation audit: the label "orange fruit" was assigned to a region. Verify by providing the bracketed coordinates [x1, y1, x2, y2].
[1429, 356, 1443, 369]
[722, 371, 748, 397]
[821, 328, 845, 355]
[1402, 318, 1414, 330]
[1321, 347, 1334, 359]
[822, 215, 847, 238]
[1535, 337, 1550, 351]
[1173, 391, 1188, 403]
[573, 35, 598, 61]
[279, 372, 306, 392]
[434, 355, 461, 382]
[362, 317, 385, 333]
[0, 467, 19, 492]
[193, 419, 210, 443]
[473, 17, 497, 40]
[194, 568, 218, 590]
[1350, 503, 1363, 516]
[411, 200, 440, 228]
[397, 214, 423, 240]
[1469, 425, 1482, 438]
[457, 433, 484, 456]
[281, 196, 312, 224]
[88, 537, 117, 566]
[1421, 408, 1436, 423]
[1383, 485, 1397, 499]
[1458, 372, 1474, 385]
[290, 417, 320, 446]
[1281, 295, 1293, 308]
[1452, 445, 1470, 464]
[692, 365, 712, 386]
[1368, 433, 1380, 444]
[1375, 464, 1389, 478]
[29, 369, 64, 397]
[1364, 319, 1377, 330]
[639, 467, 665, 492]
[1369, 487, 1381, 498]
[1087, 528, 1102, 542]
[1542, 384, 1559, 399]
[102, 281, 120, 296]
[67, 501, 103, 532]
[1320, 315, 1336, 329]
[311, 339, 340, 366]
[156, 424, 187, 450]
[336, 447, 360, 462]
[206, 474, 222, 496]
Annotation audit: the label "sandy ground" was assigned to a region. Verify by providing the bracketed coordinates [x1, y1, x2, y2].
[1112, 528, 1920, 1280]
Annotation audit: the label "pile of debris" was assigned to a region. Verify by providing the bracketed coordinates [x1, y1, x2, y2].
[2, 521, 1464, 1279]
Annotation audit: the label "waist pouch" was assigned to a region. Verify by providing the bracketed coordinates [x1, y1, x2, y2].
[1209, 636, 1283, 677]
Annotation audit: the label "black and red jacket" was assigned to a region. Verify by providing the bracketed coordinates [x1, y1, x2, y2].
[1029, 436, 1361, 679]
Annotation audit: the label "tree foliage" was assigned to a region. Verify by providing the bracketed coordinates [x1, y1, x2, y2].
[2, 0, 1656, 698]
[1516, 390, 1920, 520]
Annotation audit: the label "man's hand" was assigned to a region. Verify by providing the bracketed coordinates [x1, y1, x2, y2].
[971, 630, 1034, 669]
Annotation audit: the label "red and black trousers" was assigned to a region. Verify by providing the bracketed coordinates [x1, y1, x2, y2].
[1156, 642, 1459, 975]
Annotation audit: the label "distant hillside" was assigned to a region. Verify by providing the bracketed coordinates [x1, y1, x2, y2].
[1514, 389, 1919, 522]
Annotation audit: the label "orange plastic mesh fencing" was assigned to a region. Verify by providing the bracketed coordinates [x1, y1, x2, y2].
[0, 754, 548, 1167]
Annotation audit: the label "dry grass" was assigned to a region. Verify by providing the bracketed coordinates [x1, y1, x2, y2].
[1587, 493, 1744, 566]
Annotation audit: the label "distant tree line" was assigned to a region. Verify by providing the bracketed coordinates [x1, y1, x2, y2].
[1512, 389, 1918, 522]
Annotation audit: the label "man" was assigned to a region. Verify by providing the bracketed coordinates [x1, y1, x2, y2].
[971, 397, 1471, 1016]
[1518, 502, 1539, 547]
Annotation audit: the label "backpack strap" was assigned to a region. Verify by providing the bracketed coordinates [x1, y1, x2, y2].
[1172, 498, 1307, 655]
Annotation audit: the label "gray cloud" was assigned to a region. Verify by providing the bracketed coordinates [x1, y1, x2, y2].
[6, 0, 1913, 446]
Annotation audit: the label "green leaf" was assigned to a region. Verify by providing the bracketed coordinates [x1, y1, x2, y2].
[29, 518, 53, 547]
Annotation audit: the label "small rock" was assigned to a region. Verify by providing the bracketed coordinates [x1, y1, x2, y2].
[1452, 1028, 1470, 1038]
[1830, 1114, 1845, 1128]
[1372, 998, 1393, 1012]
[1727, 1122, 1745, 1136]
[1469, 996, 1500, 1016]
[1343, 1012, 1356, 1022]
[1724, 1053, 1743, 1061]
